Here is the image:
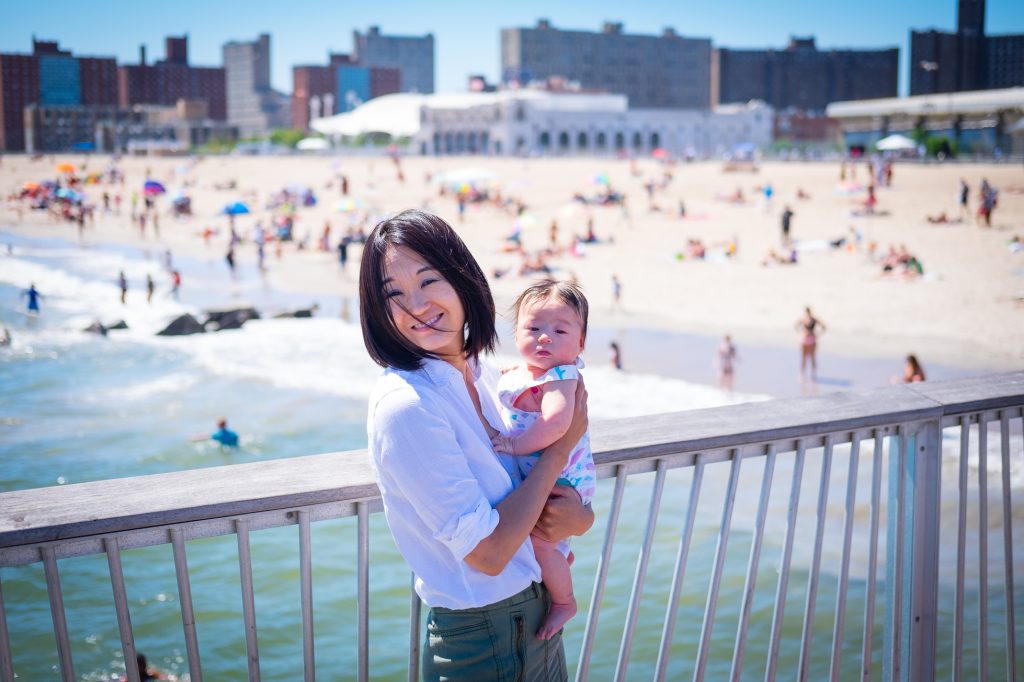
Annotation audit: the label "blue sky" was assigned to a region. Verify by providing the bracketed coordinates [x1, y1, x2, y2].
[2, 0, 1022, 96]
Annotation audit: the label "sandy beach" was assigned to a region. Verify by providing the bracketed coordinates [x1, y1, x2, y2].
[2, 152, 1022, 374]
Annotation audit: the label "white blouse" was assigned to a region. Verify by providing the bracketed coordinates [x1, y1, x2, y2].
[366, 356, 541, 610]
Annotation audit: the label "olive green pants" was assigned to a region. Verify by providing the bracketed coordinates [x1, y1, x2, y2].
[422, 582, 567, 681]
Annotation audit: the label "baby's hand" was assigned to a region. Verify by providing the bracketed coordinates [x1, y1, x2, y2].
[491, 434, 515, 454]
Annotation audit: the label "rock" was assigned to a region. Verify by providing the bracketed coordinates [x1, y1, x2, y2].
[83, 321, 108, 336]
[273, 304, 319, 319]
[107, 320, 129, 330]
[157, 314, 205, 336]
[204, 307, 259, 331]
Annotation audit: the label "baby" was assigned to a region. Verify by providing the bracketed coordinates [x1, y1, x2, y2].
[492, 279, 596, 640]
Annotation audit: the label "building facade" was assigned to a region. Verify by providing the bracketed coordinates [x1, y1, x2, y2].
[118, 36, 226, 121]
[353, 26, 434, 94]
[314, 90, 772, 158]
[501, 21, 711, 110]
[223, 33, 289, 137]
[0, 39, 117, 151]
[291, 49, 403, 131]
[910, 0, 1024, 95]
[714, 37, 898, 112]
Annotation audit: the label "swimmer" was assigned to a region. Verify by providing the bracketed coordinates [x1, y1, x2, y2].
[795, 307, 826, 382]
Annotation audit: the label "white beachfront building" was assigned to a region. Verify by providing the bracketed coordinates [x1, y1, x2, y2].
[311, 90, 772, 158]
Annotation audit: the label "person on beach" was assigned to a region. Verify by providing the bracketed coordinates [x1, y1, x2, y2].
[901, 354, 926, 383]
[795, 307, 825, 382]
[361, 209, 593, 680]
[170, 270, 181, 300]
[211, 418, 239, 447]
[958, 179, 970, 219]
[780, 206, 794, 245]
[146, 274, 155, 303]
[21, 283, 43, 316]
[714, 334, 738, 391]
[610, 274, 622, 313]
[225, 245, 237, 277]
[610, 341, 622, 370]
[118, 271, 128, 305]
[489, 280, 596, 641]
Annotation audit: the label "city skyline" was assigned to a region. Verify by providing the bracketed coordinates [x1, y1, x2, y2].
[2, 0, 1023, 98]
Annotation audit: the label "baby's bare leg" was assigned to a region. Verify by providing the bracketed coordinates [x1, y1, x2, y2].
[532, 534, 577, 640]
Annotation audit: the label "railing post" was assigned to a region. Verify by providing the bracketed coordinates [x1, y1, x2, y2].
[908, 420, 941, 682]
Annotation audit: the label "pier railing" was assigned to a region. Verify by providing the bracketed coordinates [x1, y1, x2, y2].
[1, 372, 1021, 681]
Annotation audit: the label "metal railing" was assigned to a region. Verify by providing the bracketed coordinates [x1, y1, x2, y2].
[1, 372, 1021, 681]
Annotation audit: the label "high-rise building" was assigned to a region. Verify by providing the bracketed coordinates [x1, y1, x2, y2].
[0, 39, 116, 151]
[353, 26, 434, 94]
[118, 35, 226, 120]
[910, 0, 1024, 95]
[715, 37, 898, 112]
[501, 20, 712, 109]
[291, 49, 402, 131]
[223, 33, 289, 137]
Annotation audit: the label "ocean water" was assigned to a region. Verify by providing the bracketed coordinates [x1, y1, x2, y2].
[1, 232, 1021, 681]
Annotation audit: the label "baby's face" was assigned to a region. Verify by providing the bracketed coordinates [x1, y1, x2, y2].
[515, 296, 584, 371]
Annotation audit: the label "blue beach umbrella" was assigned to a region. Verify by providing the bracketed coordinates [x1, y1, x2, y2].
[143, 180, 166, 196]
[222, 201, 250, 216]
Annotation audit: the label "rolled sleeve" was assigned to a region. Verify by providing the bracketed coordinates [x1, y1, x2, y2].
[372, 388, 499, 562]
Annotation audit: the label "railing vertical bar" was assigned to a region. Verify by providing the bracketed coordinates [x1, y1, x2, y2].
[614, 460, 668, 681]
[575, 466, 627, 682]
[829, 435, 861, 681]
[103, 537, 139, 682]
[999, 412, 1017, 681]
[41, 546, 75, 682]
[692, 448, 743, 682]
[797, 435, 835, 681]
[655, 457, 706, 682]
[407, 573, 421, 682]
[0, 571, 15, 682]
[884, 425, 909, 682]
[766, 440, 807, 682]
[170, 528, 202, 682]
[860, 430, 885, 682]
[978, 415, 989, 682]
[952, 416, 970, 682]
[357, 502, 369, 682]
[298, 511, 315, 682]
[729, 444, 777, 682]
[235, 519, 261, 682]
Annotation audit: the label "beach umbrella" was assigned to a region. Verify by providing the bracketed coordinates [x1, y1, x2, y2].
[876, 134, 916, 151]
[143, 180, 167, 196]
[222, 201, 250, 216]
[334, 198, 364, 213]
[651, 148, 669, 160]
[22, 181, 40, 191]
[56, 163, 76, 174]
[435, 167, 497, 191]
[591, 172, 610, 186]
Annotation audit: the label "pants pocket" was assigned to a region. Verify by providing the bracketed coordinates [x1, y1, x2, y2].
[423, 611, 499, 682]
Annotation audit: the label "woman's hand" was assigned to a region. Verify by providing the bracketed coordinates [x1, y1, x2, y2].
[534, 485, 594, 543]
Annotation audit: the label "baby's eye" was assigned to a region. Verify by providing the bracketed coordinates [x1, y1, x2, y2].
[528, 326, 539, 331]
[385, 290, 402, 299]
[422, 278, 438, 287]
[556, 330, 567, 335]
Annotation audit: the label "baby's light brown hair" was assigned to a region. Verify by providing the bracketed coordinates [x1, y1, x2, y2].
[511, 279, 589, 344]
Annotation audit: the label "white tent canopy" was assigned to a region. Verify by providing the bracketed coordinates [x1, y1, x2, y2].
[296, 137, 329, 151]
[311, 93, 428, 138]
[876, 133, 917, 151]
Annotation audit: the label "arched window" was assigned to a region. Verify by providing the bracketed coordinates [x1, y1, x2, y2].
[433, 133, 441, 155]
[577, 132, 588, 149]
[480, 131, 490, 153]
[650, 132, 660, 149]
[539, 131, 551, 149]
[596, 132, 607, 149]
[558, 132, 570, 150]
[516, 137, 526, 152]
[614, 132, 625, 150]
[467, 132, 477, 153]
[444, 132, 453, 153]
[633, 132, 643, 150]
[495, 140, 502, 155]
[455, 132, 465, 152]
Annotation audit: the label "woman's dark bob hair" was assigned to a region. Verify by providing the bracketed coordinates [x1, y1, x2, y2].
[359, 209, 497, 370]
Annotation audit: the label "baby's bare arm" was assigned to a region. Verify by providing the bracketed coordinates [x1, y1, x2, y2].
[495, 380, 576, 455]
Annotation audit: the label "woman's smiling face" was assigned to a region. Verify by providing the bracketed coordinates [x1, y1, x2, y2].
[383, 245, 466, 361]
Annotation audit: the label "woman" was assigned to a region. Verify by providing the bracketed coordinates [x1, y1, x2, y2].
[902, 354, 926, 383]
[360, 210, 593, 681]
[795, 307, 826, 382]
